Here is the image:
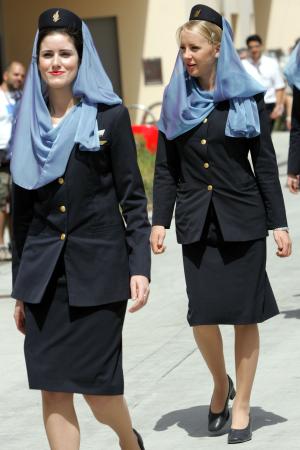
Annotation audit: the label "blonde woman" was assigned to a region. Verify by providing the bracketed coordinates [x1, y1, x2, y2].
[151, 4, 291, 444]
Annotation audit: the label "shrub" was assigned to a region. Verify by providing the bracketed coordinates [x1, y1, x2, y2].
[135, 136, 156, 210]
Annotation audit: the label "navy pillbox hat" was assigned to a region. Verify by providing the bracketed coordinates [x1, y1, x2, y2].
[38, 8, 82, 31]
[189, 4, 223, 29]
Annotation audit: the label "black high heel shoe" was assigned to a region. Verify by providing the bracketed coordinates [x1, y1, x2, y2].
[133, 429, 145, 450]
[208, 375, 236, 433]
[228, 415, 252, 444]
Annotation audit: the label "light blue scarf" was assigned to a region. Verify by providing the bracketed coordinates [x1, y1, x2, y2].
[10, 22, 121, 190]
[158, 18, 265, 140]
[284, 42, 300, 89]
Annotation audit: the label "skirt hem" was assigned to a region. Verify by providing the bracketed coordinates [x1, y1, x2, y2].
[188, 310, 279, 326]
[28, 381, 124, 396]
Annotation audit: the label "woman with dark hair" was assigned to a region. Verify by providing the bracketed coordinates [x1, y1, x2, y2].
[151, 4, 291, 444]
[11, 8, 149, 450]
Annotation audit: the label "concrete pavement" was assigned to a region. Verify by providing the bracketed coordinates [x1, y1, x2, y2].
[0, 131, 300, 449]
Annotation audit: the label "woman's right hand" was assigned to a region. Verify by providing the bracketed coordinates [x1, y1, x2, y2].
[150, 226, 166, 254]
[287, 174, 299, 194]
[14, 300, 26, 335]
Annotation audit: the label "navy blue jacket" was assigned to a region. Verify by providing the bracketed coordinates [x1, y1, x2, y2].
[12, 104, 151, 306]
[152, 94, 287, 244]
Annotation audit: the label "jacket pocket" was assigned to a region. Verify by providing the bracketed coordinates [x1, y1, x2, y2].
[175, 184, 203, 229]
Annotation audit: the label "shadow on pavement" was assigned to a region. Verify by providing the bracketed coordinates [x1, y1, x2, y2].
[281, 309, 300, 319]
[154, 405, 287, 437]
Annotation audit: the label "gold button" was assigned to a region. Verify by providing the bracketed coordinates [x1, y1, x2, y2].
[59, 205, 66, 213]
[60, 233, 66, 241]
[204, 162, 209, 169]
[201, 139, 207, 145]
[58, 177, 64, 185]
[203, 118, 208, 123]
[207, 185, 213, 191]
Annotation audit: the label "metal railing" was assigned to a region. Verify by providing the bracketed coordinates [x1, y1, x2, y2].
[127, 102, 162, 125]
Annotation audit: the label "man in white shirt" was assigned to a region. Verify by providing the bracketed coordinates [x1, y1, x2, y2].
[242, 34, 285, 132]
[0, 61, 25, 261]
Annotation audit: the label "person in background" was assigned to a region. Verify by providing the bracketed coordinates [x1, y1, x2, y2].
[242, 34, 285, 132]
[284, 84, 293, 131]
[0, 61, 25, 261]
[284, 40, 300, 193]
[283, 38, 300, 132]
[237, 48, 248, 60]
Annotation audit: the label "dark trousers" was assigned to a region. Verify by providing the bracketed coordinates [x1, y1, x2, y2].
[265, 103, 276, 133]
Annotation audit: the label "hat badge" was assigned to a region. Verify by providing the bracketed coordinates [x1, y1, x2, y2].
[194, 8, 201, 18]
[52, 10, 61, 23]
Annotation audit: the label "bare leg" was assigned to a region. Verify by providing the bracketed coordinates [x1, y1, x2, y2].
[84, 395, 140, 450]
[193, 325, 229, 412]
[42, 391, 80, 450]
[232, 324, 259, 429]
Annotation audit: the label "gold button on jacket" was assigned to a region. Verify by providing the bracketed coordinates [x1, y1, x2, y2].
[203, 118, 208, 123]
[201, 139, 207, 145]
[11, 103, 151, 308]
[207, 185, 213, 191]
[204, 162, 209, 169]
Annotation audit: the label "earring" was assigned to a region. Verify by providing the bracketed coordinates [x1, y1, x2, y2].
[215, 52, 220, 58]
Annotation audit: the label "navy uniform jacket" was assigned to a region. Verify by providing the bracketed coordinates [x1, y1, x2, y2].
[12, 104, 151, 306]
[288, 86, 300, 176]
[152, 94, 287, 244]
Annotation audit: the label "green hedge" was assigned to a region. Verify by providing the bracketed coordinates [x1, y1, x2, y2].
[135, 136, 156, 210]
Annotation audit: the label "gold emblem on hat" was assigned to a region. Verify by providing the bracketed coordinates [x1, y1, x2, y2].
[52, 10, 61, 23]
[194, 8, 201, 18]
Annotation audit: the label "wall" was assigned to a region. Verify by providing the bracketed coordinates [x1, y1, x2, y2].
[139, 0, 185, 113]
[255, 0, 300, 52]
[1, 0, 148, 105]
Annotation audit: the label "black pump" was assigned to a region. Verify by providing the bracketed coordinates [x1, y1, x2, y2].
[133, 429, 145, 450]
[208, 374, 236, 433]
[228, 415, 252, 444]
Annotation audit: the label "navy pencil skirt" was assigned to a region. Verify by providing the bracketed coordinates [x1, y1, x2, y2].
[182, 205, 279, 326]
[24, 263, 127, 394]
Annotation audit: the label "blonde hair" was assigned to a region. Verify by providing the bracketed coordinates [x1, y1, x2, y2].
[177, 20, 222, 46]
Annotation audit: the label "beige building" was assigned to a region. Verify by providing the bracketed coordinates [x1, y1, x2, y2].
[0, 0, 299, 121]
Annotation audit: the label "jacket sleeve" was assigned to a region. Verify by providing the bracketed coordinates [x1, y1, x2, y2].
[288, 86, 300, 175]
[152, 131, 180, 227]
[11, 183, 35, 286]
[110, 106, 151, 280]
[249, 94, 288, 229]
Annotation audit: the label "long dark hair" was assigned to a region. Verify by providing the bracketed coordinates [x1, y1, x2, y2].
[36, 27, 83, 61]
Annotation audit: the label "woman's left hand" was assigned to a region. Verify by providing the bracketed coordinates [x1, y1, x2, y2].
[129, 275, 150, 313]
[273, 229, 292, 257]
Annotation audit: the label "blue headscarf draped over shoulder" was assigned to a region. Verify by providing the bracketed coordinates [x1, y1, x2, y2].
[158, 15, 265, 140]
[10, 9, 121, 190]
[284, 42, 300, 89]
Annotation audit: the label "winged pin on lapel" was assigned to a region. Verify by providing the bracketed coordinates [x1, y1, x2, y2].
[98, 129, 107, 145]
